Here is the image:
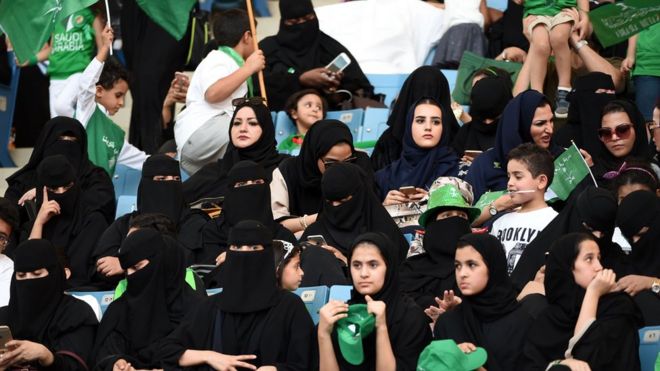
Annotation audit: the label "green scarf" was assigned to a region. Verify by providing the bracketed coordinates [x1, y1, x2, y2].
[218, 45, 253, 97]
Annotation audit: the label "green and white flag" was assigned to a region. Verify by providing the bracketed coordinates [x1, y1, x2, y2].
[0, 0, 98, 63]
[590, 0, 660, 48]
[548, 143, 595, 201]
[136, 0, 196, 41]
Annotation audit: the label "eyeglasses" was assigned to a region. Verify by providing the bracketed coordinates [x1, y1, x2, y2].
[647, 120, 659, 131]
[597, 123, 633, 142]
[231, 96, 266, 107]
[321, 156, 357, 168]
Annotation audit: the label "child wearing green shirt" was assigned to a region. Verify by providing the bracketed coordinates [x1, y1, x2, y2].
[277, 89, 327, 153]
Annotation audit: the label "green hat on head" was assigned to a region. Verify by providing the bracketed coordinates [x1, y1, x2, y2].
[418, 184, 481, 227]
[336, 304, 376, 365]
[417, 340, 488, 371]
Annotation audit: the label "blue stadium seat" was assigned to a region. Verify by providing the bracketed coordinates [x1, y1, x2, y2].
[487, 0, 508, 12]
[271, 110, 277, 125]
[441, 69, 459, 94]
[360, 107, 389, 142]
[328, 285, 353, 302]
[0, 51, 20, 167]
[294, 286, 329, 324]
[115, 195, 138, 219]
[274, 111, 296, 148]
[326, 109, 364, 140]
[112, 164, 141, 198]
[639, 326, 660, 371]
[206, 288, 223, 296]
[366, 73, 409, 106]
[68, 291, 114, 320]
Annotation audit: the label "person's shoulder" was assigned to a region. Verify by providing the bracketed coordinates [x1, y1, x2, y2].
[258, 36, 279, 54]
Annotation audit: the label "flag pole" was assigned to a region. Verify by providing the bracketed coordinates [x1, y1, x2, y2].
[571, 140, 598, 187]
[245, 0, 267, 104]
[104, 0, 113, 55]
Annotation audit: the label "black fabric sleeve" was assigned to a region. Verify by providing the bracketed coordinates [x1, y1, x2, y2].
[274, 295, 315, 371]
[391, 303, 433, 371]
[69, 212, 109, 287]
[44, 324, 97, 371]
[89, 215, 130, 288]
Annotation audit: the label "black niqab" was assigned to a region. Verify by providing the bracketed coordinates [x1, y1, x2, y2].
[616, 190, 660, 277]
[138, 154, 186, 225]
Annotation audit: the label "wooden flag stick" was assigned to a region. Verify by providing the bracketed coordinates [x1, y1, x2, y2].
[245, 0, 267, 104]
[104, 0, 113, 55]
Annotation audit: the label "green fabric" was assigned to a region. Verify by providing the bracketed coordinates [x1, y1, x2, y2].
[548, 143, 591, 201]
[114, 268, 198, 299]
[135, 0, 195, 41]
[633, 22, 660, 77]
[591, 0, 660, 49]
[48, 8, 96, 79]
[523, 0, 576, 17]
[336, 304, 376, 366]
[474, 190, 506, 211]
[277, 133, 304, 152]
[86, 106, 126, 176]
[354, 140, 377, 149]
[417, 340, 487, 371]
[419, 184, 481, 226]
[218, 45, 253, 97]
[452, 51, 523, 105]
[0, 0, 98, 63]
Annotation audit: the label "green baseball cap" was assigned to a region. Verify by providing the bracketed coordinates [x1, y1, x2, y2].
[336, 304, 376, 365]
[417, 340, 488, 371]
[418, 184, 481, 227]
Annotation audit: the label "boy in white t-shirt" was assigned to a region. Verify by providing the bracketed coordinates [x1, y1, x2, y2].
[490, 143, 558, 274]
[174, 9, 265, 175]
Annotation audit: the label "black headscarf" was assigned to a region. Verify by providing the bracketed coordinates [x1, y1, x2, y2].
[555, 72, 616, 157]
[452, 76, 512, 156]
[182, 102, 288, 204]
[35, 155, 82, 250]
[5, 116, 115, 222]
[399, 216, 472, 308]
[593, 100, 654, 184]
[278, 119, 372, 217]
[302, 163, 408, 258]
[523, 233, 643, 369]
[138, 154, 186, 225]
[375, 98, 459, 198]
[217, 220, 281, 313]
[511, 186, 626, 289]
[465, 89, 562, 200]
[616, 190, 660, 277]
[372, 67, 461, 170]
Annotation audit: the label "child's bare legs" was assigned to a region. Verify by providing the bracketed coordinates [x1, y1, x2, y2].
[550, 22, 573, 89]
[528, 24, 551, 92]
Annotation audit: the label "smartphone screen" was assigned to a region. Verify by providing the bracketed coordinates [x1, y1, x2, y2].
[326, 53, 351, 73]
[399, 186, 417, 196]
[307, 235, 327, 246]
[0, 326, 12, 352]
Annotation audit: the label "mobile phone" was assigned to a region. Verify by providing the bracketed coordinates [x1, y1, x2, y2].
[464, 150, 483, 159]
[399, 186, 417, 197]
[325, 52, 351, 74]
[307, 235, 327, 246]
[174, 72, 189, 87]
[0, 326, 12, 353]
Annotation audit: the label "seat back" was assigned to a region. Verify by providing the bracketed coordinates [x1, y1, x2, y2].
[115, 195, 138, 219]
[366, 73, 409, 107]
[326, 109, 364, 140]
[360, 107, 389, 142]
[639, 326, 660, 371]
[112, 164, 142, 198]
[67, 291, 115, 321]
[328, 285, 353, 302]
[274, 111, 296, 149]
[293, 285, 329, 325]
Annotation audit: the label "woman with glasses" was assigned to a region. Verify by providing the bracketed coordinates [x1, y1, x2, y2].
[375, 97, 460, 206]
[593, 100, 657, 188]
[271, 120, 374, 235]
[183, 100, 288, 206]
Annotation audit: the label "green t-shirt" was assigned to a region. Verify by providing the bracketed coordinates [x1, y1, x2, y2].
[523, 0, 577, 17]
[48, 8, 96, 80]
[277, 133, 304, 152]
[633, 23, 660, 77]
[86, 106, 126, 176]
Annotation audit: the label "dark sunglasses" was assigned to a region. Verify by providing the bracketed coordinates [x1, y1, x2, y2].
[232, 96, 266, 107]
[597, 123, 633, 142]
[322, 156, 357, 168]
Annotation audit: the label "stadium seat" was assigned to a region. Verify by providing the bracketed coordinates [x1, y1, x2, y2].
[326, 109, 364, 140]
[112, 164, 142, 198]
[274, 111, 296, 149]
[441, 69, 459, 94]
[207, 288, 223, 296]
[68, 290, 115, 321]
[294, 285, 329, 325]
[487, 0, 508, 12]
[328, 285, 353, 302]
[366, 73, 409, 106]
[0, 51, 19, 167]
[639, 326, 660, 371]
[360, 107, 389, 142]
[115, 195, 138, 219]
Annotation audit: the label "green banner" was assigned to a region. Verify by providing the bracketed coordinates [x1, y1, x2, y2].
[548, 144, 591, 201]
[474, 190, 506, 211]
[452, 51, 522, 105]
[591, 0, 660, 48]
[136, 0, 196, 41]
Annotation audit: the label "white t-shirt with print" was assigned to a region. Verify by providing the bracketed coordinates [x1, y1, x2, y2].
[490, 206, 558, 274]
[0, 254, 13, 306]
[174, 50, 247, 153]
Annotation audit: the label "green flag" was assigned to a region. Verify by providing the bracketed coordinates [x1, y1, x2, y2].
[452, 51, 523, 105]
[0, 0, 98, 63]
[548, 143, 592, 201]
[474, 190, 506, 211]
[136, 0, 196, 41]
[590, 0, 660, 48]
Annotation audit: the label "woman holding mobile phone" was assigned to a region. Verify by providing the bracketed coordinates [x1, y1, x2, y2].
[376, 97, 459, 206]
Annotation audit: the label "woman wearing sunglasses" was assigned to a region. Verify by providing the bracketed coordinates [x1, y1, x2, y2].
[594, 100, 656, 187]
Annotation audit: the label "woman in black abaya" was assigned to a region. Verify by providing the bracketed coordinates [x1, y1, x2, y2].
[433, 233, 546, 371]
[160, 220, 314, 370]
[0, 239, 98, 370]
